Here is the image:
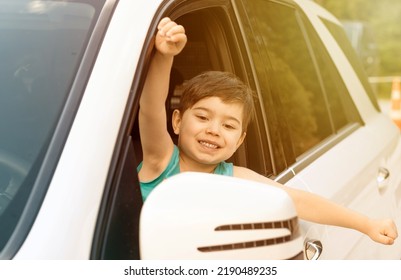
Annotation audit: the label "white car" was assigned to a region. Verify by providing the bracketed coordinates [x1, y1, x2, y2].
[1, 0, 400, 260]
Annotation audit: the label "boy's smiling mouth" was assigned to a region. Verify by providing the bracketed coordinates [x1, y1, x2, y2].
[199, 140, 219, 149]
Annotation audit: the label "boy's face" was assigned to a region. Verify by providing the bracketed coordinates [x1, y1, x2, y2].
[172, 96, 246, 166]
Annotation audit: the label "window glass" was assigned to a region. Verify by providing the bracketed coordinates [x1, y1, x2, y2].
[239, 0, 332, 161]
[0, 0, 101, 253]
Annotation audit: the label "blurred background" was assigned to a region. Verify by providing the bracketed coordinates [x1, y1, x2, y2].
[315, 0, 401, 103]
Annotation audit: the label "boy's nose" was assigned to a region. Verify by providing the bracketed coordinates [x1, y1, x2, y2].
[205, 121, 220, 136]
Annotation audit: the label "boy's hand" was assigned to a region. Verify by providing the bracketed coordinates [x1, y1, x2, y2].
[155, 17, 187, 57]
[367, 218, 398, 245]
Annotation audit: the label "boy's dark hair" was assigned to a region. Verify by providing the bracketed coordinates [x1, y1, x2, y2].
[179, 71, 255, 130]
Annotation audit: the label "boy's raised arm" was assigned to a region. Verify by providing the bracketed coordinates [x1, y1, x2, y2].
[138, 18, 187, 181]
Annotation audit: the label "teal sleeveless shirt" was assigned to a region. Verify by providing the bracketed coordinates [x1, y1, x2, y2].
[137, 145, 233, 201]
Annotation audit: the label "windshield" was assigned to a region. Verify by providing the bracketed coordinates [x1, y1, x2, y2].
[0, 0, 104, 257]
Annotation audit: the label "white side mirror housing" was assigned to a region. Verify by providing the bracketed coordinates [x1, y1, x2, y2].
[140, 172, 302, 259]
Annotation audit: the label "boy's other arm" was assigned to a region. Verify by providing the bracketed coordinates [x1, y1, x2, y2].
[233, 165, 398, 245]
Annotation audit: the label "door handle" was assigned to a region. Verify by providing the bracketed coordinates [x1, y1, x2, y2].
[304, 239, 323, 260]
[377, 167, 390, 190]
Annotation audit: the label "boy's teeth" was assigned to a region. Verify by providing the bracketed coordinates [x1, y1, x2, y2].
[200, 141, 217, 149]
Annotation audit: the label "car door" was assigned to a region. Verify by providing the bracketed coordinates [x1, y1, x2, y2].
[112, 0, 282, 259]
[295, 0, 401, 259]
[234, 0, 401, 259]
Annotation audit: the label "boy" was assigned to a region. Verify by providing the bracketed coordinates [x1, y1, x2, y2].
[138, 17, 398, 245]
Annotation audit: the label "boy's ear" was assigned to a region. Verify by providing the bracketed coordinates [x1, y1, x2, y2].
[172, 109, 182, 135]
[236, 132, 246, 148]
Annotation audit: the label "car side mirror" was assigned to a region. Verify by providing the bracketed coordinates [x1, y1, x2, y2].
[139, 172, 303, 259]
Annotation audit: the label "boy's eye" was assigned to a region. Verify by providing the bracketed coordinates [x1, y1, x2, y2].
[223, 123, 236, 130]
[196, 115, 208, 121]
